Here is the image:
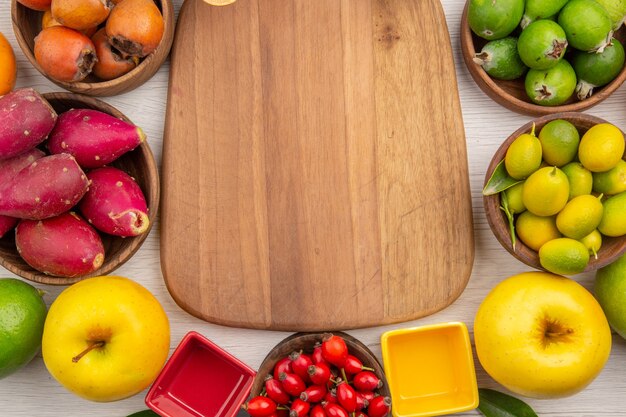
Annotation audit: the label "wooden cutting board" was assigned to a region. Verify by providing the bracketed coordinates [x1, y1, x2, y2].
[161, 0, 474, 331]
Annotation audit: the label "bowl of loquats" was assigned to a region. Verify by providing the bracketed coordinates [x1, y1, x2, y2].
[11, 0, 174, 97]
[460, 0, 626, 116]
[0, 89, 159, 285]
[249, 332, 391, 417]
[483, 112, 626, 276]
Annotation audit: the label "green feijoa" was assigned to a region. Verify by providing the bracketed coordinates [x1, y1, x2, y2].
[573, 38, 625, 100]
[558, 0, 613, 52]
[521, 0, 569, 28]
[595, 0, 626, 29]
[473, 37, 528, 80]
[525, 60, 577, 106]
[517, 20, 568, 70]
[468, 0, 525, 40]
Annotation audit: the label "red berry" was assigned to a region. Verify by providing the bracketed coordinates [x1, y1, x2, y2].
[290, 399, 311, 417]
[312, 343, 328, 365]
[324, 389, 338, 404]
[368, 396, 391, 417]
[291, 351, 314, 381]
[355, 392, 369, 411]
[310, 404, 326, 417]
[321, 334, 348, 368]
[265, 375, 291, 405]
[244, 396, 277, 417]
[336, 380, 357, 412]
[344, 355, 365, 375]
[279, 372, 306, 397]
[323, 402, 349, 417]
[353, 371, 382, 392]
[308, 363, 331, 385]
[359, 391, 375, 403]
[274, 357, 293, 380]
[301, 384, 327, 403]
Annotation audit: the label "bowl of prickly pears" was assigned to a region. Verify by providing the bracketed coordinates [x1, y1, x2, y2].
[11, 0, 174, 96]
[461, 0, 626, 116]
[483, 112, 626, 275]
[246, 332, 391, 417]
[0, 90, 159, 285]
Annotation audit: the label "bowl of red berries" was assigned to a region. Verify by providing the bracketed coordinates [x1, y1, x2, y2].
[246, 332, 391, 417]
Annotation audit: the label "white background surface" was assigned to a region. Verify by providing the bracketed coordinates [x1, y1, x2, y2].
[1, 0, 625, 416]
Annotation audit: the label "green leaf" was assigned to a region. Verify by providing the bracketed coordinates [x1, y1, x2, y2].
[500, 192, 516, 251]
[483, 160, 522, 196]
[477, 388, 538, 417]
[126, 411, 160, 417]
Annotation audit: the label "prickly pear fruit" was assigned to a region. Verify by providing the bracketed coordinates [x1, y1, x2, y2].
[0, 88, 57, 160]
[16, 212, 104, 277]
[47, 108, 145, 169]
[79, 167, 149, 236]
[0, 154, 89, 220]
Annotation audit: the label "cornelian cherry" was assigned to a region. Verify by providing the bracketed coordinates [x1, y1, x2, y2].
[353, 371, 382, 391]
[355, 392, 369, 411]
[359, 391, 375, 403]
[279, 372, 306, 397]
[311, 404, 326, 417]
[368, 396, 391, 417]
[301, 385, 327, 403]
[322, 402, 349, 417]
[344, 355, 375, 375]
[312, 343, 328, 365]
[265, 375, 291, 405]
[324, 389, 338, 404]
[321, 334, 348, 368]
[244, 396, 277, 417]
[274, 357, 293, 380]
[336, 380, 357, 412]
[290, 399, 311, 417]
[290, 351, 314, 381]
[308, 363, 331, 385]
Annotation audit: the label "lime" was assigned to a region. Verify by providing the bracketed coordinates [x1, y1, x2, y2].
[503, 182, 526, 214]
[0, 278, 47, 379]
[525, 60, 577, 106]
[556, 194, 604, 239]
[579, 123, 625, 172]
[538, 119, 580, 167]
[598, 191, 626, 236]
[558, 0, 613, 52]
[522, 166, 570, 216]
[573, 38, 625, 100]
[468, 0, 525, 40]
[539, 238, 590, 275]
[517, 20, 568, 70]
[521, 0, 569, 28]
[505, 128, 543, 180]
[473, 37, 528, 80]
[592, 159, 626, 195]
[595, 252, 626, 339]
[516, 211, 561, 251]
[561, 162, 593, 199]
[580, 229, 602, 259]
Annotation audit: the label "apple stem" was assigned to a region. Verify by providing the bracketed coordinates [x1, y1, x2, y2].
[72, 341, 105, 363]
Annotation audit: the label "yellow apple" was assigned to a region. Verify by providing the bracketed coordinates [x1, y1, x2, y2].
[474, 271, 611, 398]
[42, 276, 170, 402]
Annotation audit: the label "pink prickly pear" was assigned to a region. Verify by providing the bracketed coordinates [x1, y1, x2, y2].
[0, 88, 57, 160]
[0, 154, 89, 220]
[47, 108, 145, 169]
[16, 212, 105, 277]
[79, 166, 149, 236]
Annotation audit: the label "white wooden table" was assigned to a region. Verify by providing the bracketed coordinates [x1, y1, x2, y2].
[1, 1, 625, 416]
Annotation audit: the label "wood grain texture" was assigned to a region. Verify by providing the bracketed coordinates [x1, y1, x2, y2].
[2, 1, 626, 416]
[161, 0, 474, 331]
[483, 112, 626, 273]
[459, 1, 626, 116]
